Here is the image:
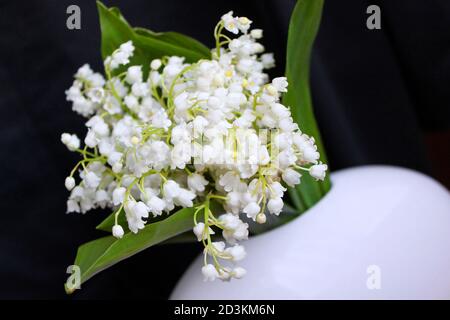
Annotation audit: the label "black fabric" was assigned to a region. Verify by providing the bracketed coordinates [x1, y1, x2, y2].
[0, 0, 448, 299]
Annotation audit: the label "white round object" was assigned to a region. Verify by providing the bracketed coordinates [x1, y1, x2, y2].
[171, 166, 450, 299]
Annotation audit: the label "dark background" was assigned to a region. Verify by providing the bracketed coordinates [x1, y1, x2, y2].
[0, 0, 449, 299]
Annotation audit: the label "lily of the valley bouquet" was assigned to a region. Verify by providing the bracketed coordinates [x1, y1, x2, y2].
[63, 1, 330, 292]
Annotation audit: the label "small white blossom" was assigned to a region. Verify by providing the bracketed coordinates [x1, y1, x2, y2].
[66, 199, 80, 213]
[146, 196, 166, 216]
[126, 66, 142, 84]
[310, 163, 328, 181]
[237, 16, 252, 33]
[84, 171, 101, 189]
[174, 189, 196, 207]
[221, 11, 239, 34]
[112, 187, 126, 206]
[61, 133, 80, 151]
[282, 168, 301, 187]
[163, 180, 180, 199]
[187, 173, 209, 192]
[261, 53, 275, 69]
[272, 77, 288, 92]
[193, 222, 215, 241]
[125, 200, 149, 233]
[267, 197, 283, 215]
[212, 241, 226, 252]
[225, 244, 246, 261]
[202, 264, 219, 281]
[105, 40, 135, 70]
[243, 202, 260, 220]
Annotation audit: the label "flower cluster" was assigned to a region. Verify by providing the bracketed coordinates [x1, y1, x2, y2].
[62, 11, 327, 281]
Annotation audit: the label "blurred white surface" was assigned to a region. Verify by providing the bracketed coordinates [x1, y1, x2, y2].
[171, 166, 450, 300]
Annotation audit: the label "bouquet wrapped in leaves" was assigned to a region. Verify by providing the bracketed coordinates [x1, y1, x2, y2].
[63, 1, 329, 292]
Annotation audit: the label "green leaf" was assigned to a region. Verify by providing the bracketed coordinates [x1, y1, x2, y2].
[96, 1, 210, 76]
[283, 0, 331, 212]
[160, 231, 198, 244]
[67, 207, 196, 293]
[134, 28, 211, 58]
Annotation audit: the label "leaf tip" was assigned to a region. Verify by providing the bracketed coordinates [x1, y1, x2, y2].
[96, 0, 106, 9]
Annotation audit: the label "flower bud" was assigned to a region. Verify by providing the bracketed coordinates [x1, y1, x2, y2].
[150, 59, 162, 70]
[65, 176, 76, 191]
[131, 136, 140, 145]
[61, 133, 80, 151]
[112, 225, 124, 239]
[256, 213, 266, 224]
[250, 29, 263, 39]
